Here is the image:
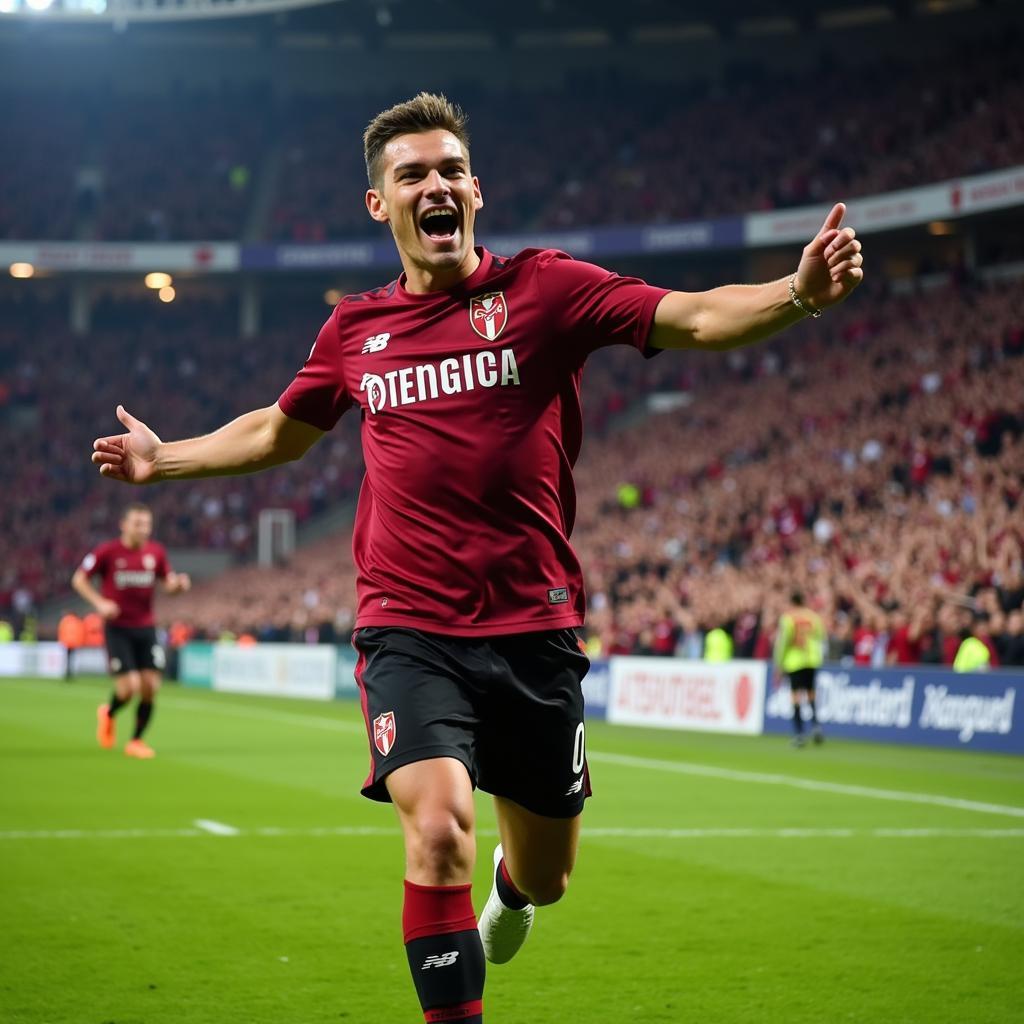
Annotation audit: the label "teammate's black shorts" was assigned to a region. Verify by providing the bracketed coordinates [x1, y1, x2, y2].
[105, 625, 165, 675]
[353, 626, 592, 819]
[788, 667, 817, 692]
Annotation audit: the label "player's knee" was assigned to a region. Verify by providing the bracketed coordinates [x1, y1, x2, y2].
[118, 672, 140, 697]
[408, 810, 474, 876]
[523, 869, 570, 907]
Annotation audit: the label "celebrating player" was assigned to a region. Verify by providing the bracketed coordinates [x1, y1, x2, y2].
[90, 93, 863, 1021]
[72, 502, 191, 759]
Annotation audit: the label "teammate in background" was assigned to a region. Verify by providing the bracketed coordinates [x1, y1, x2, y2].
[89, 94, 863, 1022]
[773, 591, 826, 747]
[72, 503, 191, 759]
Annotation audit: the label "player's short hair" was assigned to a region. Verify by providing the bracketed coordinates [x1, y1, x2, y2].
[791, 590, 805, 606]
[363, 92, 470, 189]
[121, 502, 152, 520]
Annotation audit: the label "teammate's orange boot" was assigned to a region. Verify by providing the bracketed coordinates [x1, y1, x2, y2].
[96, 704, 115, 750]
[124, 739, 155, 759]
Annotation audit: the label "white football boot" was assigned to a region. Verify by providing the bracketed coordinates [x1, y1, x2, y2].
[478, 844, 534, 964]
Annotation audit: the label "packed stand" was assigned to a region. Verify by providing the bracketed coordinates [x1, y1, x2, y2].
[271, 35, 1024, 239]
[4, 34, 1021, 244]
[158, 275, 1024, 667]
[0, 292, 362, 618]
[0, 99, 87, 240]
[91, 96, 267, 241]
[574, 278, 1024, 667]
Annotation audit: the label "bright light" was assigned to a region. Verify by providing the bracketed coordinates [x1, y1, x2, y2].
[0, 0, 18, 14]
[928, 221, 956, 236]
[9, 262, 35, 279]
[25, 0, 54, 10]
[158, 286, 176, 303]
[323, 288, 344, 305]
[145, 272, 173, 289]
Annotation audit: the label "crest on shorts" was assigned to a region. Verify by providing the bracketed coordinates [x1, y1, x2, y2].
[373, 711, 397, 757]
[469, 292, 508, 342]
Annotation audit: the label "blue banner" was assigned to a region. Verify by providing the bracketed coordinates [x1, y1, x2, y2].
[583, 657, 610, 721]
[240, 217, 745, 272]
[764, 664, 1023, 754]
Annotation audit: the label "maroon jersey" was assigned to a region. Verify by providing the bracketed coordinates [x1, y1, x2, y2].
[80, 540, 169, 628]
[279, 247, 669, 636]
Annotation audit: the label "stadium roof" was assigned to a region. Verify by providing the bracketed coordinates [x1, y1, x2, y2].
[0, 0, 1014, 32]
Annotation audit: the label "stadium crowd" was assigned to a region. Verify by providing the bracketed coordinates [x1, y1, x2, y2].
[134, 274, 1024, 667]
[0, 292, 363, 616]
[2, 35, 1021, 242]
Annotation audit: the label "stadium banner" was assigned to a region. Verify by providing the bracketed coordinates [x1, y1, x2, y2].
[582, 657, 610, 720]
[744, 164, 1024, 246]
[607, 657, 766, 735]
[0, 641, 67, 679]
[0, 242, 238, 272]
[212, 643, 335, 700]
[179, 642, 215, 688]
[241, 240, 393, 270]
[335, 645, 359, 698]
[954, 165, 1024, 216]
[764, 665, 1023, 754]
[241, 218, 745, 270]
[70, 646, 108, 676]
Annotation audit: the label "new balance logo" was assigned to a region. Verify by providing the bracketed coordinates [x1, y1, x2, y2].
[565, 776, 584, 797]
[362, 333, 390, 354]
[421, 951, 460, 970]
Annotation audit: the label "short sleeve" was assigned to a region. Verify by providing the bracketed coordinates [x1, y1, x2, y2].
[277, 310, 353, 431]
[81, 547, 105, 575]
[535, 250, 671, 360]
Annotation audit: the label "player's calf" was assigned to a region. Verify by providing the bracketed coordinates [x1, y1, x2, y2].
[404, 881, 485, 1023]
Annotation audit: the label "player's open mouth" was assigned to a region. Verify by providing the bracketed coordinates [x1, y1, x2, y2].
[419, 207, 460, 243]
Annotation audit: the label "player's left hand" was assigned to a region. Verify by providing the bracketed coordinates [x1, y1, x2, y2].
[793, 203, 864, 312]
[168, 572, 192, 593]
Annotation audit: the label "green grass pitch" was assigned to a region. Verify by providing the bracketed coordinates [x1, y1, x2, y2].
[1, 676, 1022, 1024]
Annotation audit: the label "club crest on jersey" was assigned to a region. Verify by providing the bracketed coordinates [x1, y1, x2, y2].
[373, 711, 397, 757]
[469, 292, 508, 342]
[143, 554, 156, 570]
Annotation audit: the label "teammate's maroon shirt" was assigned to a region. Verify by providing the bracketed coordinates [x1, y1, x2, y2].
[79, 540, 170, 628]
[279, 247, 669, 636]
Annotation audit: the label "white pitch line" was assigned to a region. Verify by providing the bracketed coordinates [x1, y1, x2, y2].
[193, 819, 240, 836]
[588, 751, 1024, 820]
[1, 826, 1022, 841]
[0, 828, 202, 839]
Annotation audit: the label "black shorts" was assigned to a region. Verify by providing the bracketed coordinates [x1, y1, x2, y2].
[105, 625, 165, 675]
[789, 667, 817, 692]
[352, 626, 592, 819]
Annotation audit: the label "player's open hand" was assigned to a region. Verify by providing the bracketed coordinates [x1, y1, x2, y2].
[92, 405, 162, 485]
[793, 203, 864, 312]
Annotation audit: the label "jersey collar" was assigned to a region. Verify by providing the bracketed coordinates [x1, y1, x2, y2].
[396, 247, 494, 302]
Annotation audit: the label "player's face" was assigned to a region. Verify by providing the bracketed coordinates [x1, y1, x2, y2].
[121, 511, 152, 547]
[366, 129, 483, 284]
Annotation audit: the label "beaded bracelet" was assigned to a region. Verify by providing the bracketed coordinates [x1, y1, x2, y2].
[789, 275, 823, 318]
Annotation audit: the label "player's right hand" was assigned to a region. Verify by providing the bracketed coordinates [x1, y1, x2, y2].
[97, 598, 121, 620]
[92, 405, 161, 485]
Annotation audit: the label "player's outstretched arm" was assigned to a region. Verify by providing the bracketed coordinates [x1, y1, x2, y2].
[92, 403, 324, 484]
[649, 202, 864, 351]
